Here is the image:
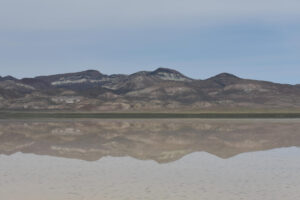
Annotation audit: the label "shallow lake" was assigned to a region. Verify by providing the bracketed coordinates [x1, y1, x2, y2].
[0, 119, 300, 200]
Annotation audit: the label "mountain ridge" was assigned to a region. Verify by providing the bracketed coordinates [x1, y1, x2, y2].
[2, 68, 299, 86]
[1, 68, 300, 112]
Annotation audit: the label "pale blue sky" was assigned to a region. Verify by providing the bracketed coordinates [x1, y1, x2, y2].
[0, 0, 299, 83]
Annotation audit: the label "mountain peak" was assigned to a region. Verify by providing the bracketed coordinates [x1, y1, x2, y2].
[213, 73, 239, 79]
[63, 69, 103, 79]
[79, 70, 103, 76]
[150, 68, 192, 81]
[34, 69, 105, 87]
[207, 73, 241, 87]
[0, 76, 18, 81]
[152, 67, 180, 74]
[208, 73, 240, 81]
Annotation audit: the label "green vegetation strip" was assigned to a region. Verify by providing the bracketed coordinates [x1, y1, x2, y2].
[1, 112, 300, 119]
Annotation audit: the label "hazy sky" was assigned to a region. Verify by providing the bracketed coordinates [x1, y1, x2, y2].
[0, 0, 300, 83]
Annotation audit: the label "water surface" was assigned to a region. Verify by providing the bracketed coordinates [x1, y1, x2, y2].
[0, 119, 300, 200]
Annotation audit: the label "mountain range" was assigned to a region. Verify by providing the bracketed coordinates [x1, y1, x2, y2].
[1, 68, 300, 112]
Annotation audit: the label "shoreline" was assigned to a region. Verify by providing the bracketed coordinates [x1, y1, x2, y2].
[1, 112, 300, 119]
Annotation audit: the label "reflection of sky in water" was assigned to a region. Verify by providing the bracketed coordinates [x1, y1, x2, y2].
[0, 119, 300, 199]
[0, 147, 300, 200]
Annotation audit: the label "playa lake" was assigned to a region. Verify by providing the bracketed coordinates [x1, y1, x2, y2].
[0, 119, 300, 200]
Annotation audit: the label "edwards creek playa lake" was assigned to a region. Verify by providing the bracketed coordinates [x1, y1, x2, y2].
[0, 118, 300, 200]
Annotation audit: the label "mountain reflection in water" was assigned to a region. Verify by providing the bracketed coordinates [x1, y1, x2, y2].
[0, 119, 300, 163]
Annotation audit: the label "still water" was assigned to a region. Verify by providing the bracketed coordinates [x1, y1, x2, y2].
[0, 119, 300, 200]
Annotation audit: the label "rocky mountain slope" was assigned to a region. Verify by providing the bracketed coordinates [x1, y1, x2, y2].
[1, 68, 300, 112]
